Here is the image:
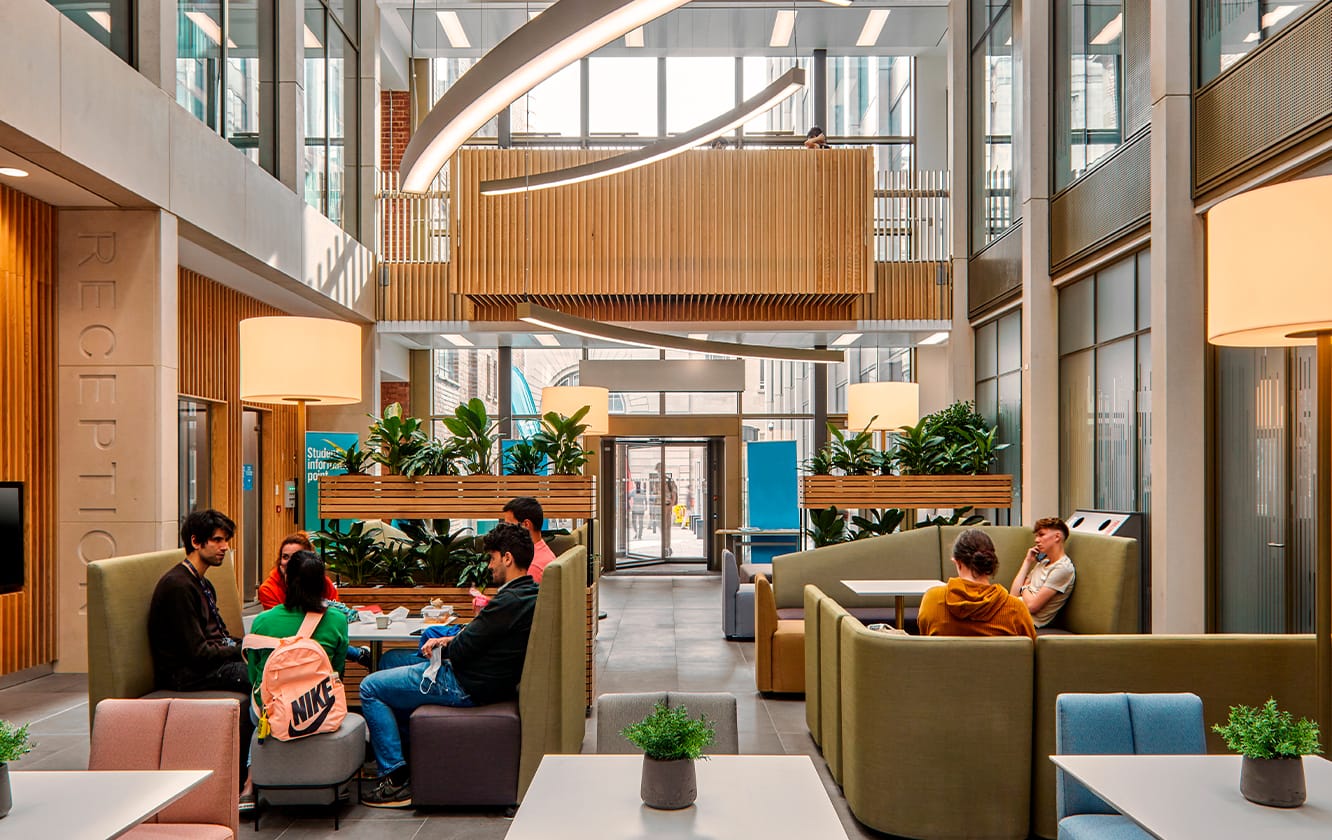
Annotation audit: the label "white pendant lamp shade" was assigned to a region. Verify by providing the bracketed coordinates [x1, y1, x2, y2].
[239, 316, 363, 404]
[541, 386, 610, 435]
[848, 381, 919, 432]
[1207, 174, 1332, 347]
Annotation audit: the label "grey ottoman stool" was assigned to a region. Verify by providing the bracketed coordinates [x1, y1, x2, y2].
[249, 712, 366, 829]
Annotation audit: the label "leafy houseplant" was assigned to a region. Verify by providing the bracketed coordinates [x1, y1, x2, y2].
[534, 407, 593, 475]
[315, 520, 383, 586]
[0, 719, 33, 818]
[401, 436, 462, 477]
[440, 398, 500, 475]
[367, 403, 427, 475]
[1214, 698, 1322, 807]
[326, 439, 372, 475]
[397, 519, 478, 586]
[806, 506, 850, 547]
[825, 423, 879, 475]
[503, 440, 546, 476]
[621, 702, 716, 810]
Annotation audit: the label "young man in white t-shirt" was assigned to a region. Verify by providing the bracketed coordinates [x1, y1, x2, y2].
[1010, 517, 1076, 628]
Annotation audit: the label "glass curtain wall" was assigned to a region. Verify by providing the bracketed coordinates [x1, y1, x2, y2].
[975, 309, 1022, 523]
[176, 1, 272, 169]
[827, 56, 915, 171]
[304, 0, 359, 234]
[970, 0, 1019, 251]
[1054, 0, 1126, 189]
[1198, 0, 1318, 84]
[48, 0, 133, 63]
[1215, 346, 1317, 633]
[1058, 250, 1152, 520]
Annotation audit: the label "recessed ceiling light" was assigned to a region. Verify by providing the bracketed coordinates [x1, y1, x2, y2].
[857, 9, 890, 47]
[0, 167, 30, 178]
[87, 10, 112, 32]
[770, 10, 797, 48]
[436, 11, 471, 48]
[186, 11, 223, 45]
[304, 24, 321, 49]
[831, 333, 862, 347]
[625, 26, 644, 47]
[1090, 13, 1122, 45]
[534, 334, 561, 347]
[687, 333, 708, 340]
[442, 334, 474, 347]
[919, 331, 949, 346]
[528, 6, 546, 21]
[819, 0, 853, 6]
[1243, 31, 1261, 43]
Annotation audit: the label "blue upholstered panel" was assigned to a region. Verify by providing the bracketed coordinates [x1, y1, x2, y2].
[1055, 693, 1205, 825]
[1057, 694, 1134, 818]
[1058, 814, 1153, 840]
[1127, 693, 1206, 755]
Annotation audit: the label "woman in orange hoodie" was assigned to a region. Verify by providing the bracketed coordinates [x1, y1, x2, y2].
[917, 529, 1036, 640]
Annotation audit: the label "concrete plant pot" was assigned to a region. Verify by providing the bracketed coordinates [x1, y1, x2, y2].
[1240, 756, 1306, 808]
[0, 762, 11, 818]
[640, 756, 697, 810]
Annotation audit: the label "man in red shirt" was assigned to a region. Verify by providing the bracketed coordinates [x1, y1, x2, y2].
[501, 497, 557, 583]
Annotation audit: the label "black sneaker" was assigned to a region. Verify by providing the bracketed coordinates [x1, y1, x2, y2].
[362, 777, 412, 809]
[352, 645, 373, 668]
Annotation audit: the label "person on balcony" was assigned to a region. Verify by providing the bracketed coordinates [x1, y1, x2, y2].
[918, 528, 1036, 639]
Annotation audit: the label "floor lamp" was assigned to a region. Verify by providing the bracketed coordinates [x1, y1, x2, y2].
[1206, 173, 1332, 735]
[239, 316, 363, 530]
[849, 381, 921, 525]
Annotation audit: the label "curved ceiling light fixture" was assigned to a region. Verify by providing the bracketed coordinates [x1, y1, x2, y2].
[479, 67, 806, 195]
[398, 0, 693, 192]
[516, 303, 845, 364]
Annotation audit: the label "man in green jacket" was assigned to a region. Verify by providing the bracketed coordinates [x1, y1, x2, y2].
[360, 522, 538, 808]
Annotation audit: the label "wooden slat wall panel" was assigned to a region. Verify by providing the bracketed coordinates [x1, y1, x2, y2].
[853, 262, 953, 321]
[0, 184, 57, 676]
[452, 148, 874, 297]
[179, 269, 300, 591]
[801, 475, 1014, 509]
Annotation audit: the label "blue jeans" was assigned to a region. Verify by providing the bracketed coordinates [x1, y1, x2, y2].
[359, 651, 473, 777]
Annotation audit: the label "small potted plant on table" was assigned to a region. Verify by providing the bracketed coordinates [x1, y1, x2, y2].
[0, 719, 34, 818]
[1213, 697, 1322, 807]
[621, 702, 716, 810]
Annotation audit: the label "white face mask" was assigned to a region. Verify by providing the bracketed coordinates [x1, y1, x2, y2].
[419, 645, 444, 693]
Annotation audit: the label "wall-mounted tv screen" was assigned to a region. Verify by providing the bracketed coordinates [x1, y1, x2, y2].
[0, 482, 23, 594]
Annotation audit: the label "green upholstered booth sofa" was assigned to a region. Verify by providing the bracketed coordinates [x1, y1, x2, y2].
[775, 525, 1140, 635]
[804, 585, 1317, 839]
[86, 548, 248, 724]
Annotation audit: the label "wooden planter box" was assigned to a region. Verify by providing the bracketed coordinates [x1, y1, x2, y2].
[335, 585, 481, 619]
[318, 474, 597, 520]
[801, 474, 1014, 510]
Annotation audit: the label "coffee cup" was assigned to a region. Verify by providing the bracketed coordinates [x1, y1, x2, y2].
[375, 615, 391, 630]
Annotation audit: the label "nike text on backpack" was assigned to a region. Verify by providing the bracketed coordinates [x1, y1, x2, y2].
[243, 612, 347, 741]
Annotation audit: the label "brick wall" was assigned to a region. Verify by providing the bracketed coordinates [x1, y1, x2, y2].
[381, 90, 411, 173]
[381, 380, 410, 416]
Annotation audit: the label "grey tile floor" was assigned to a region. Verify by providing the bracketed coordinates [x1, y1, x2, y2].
[1, 574, 885, 838]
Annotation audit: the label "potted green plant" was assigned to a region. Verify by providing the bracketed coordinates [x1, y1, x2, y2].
[806, 506, 851, 547]
[620, 702, 715, 810]
[326, 439, 372, 475]
[503, 440, 547, 476]
[1213, 698, 1322, 807]
[441, 398, 500, 475]
[366, 402, 427, 475]
[314, 520, 384, 586]
[0, 719, 34, 818]
[533, 408, 593, 475]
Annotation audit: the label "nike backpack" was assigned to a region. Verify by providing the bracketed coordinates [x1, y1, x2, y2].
[242, 611, 347, 742]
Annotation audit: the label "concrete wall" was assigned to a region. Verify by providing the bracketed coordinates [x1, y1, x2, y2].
[0, 0, 375, 322]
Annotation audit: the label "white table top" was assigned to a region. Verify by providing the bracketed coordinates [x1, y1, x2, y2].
[6, 769, 211, 840]
[841, 579, 944, 597]
[347, 616, 436, 642]
[506, 754, 849, 839]
[1050, 754, 1332, 839]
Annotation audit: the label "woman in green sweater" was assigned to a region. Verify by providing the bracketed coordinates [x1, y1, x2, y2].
[246, 551, 350, 695]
